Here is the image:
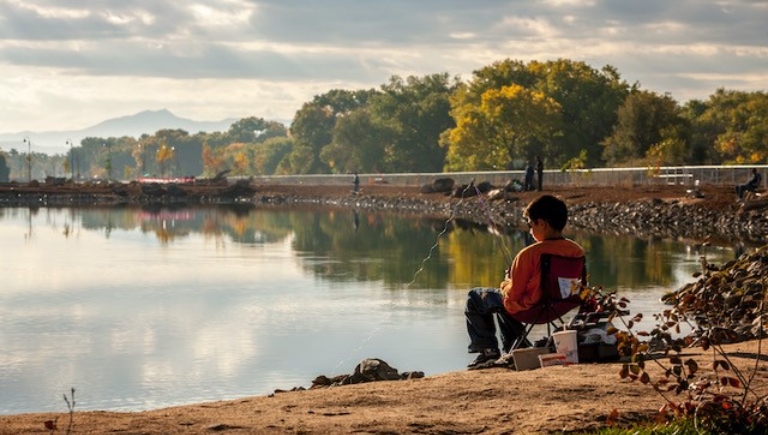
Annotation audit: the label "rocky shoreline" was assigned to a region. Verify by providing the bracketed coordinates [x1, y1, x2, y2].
[254, 190, 768, 246]
[2, 180, 767, 245]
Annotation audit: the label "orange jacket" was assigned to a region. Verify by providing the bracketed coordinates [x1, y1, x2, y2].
[501, 238, 585, 314]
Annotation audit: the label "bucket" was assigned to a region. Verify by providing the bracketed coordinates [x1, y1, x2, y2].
[552, 330, 579, 364]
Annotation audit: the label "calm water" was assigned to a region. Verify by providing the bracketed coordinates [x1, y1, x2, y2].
[0, 205, 735, 414]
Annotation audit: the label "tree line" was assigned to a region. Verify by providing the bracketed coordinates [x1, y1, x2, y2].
[1, 58, 766, 182]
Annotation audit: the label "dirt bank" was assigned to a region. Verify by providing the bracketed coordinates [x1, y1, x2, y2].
[2, 339, 767, 434]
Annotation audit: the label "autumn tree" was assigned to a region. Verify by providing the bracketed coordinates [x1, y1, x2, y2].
[156, 144, 175, 177]
[691, 89, 768, 164]
[201, 143, 226, 177]
[447, 59, 628, 169]
[442, 84, 561, 171]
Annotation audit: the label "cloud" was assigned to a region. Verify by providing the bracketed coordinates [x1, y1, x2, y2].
[0, 0, 765, 133]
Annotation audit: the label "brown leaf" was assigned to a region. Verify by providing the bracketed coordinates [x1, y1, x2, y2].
[44, 420, 57, 431]
[684, 359, 698, 375]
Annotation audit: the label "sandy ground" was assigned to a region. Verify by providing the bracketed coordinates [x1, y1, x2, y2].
[2, 339, 767, 434]
[0, 181, 754, 434]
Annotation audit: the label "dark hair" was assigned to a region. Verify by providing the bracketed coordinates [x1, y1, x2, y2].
[524, 195, 568, 231]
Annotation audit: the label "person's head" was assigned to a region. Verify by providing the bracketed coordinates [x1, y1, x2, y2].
[523, 195, 568, 232]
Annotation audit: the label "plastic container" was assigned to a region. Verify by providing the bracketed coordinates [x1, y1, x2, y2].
[538, 353, 568, 368]
[511, 347, 551, 371]
[552, 330, 579, 364]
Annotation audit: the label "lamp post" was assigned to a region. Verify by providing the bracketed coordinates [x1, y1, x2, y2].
[23, 136, 31, 183]
[66, 139, 74, 180]
[104, 143, 112, 180]
[137, 144, 146, 178]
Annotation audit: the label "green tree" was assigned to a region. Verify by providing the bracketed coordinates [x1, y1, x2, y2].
[0, 152, 9, 182]
[228, 117, 288, 144]
[289, 89, 377, 174]
[368, 74, 457, 172]
[527, 60, 628, 166]
[253, 136, 293, 175]
[601, 90, 688, 165]
[321, 108, 390, 173]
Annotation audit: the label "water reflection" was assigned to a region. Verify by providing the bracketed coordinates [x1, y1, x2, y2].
[0, 205, 736, 414]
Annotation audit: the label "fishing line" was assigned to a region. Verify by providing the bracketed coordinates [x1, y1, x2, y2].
[330, 181, 479, 373]
[404, 181, 477, 289]
[332, 180, 518, 374]
[470, 183, 515, 266]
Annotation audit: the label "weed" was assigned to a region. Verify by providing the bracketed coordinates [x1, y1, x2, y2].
[43, 387, 76, 435]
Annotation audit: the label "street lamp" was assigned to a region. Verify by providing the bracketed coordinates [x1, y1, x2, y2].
[103, 143, 112, 180]
[66, 139, 74, 180]
[22, 136, 31, 183]
[137, 144, 146, 178]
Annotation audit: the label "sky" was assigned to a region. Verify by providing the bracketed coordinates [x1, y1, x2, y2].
[1, 0, 767, 134]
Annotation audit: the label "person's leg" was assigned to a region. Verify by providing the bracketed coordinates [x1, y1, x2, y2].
[465, 288, 504, 353]
[496, 311, 531, 351]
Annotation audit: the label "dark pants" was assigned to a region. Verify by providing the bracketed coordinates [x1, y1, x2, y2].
[537, 171, 543, 191]
[736, 183, 756, 198]
[465, 288, 527, 353]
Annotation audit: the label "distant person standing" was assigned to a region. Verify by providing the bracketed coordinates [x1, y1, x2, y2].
[535, 156, 544, 191]
[524, 162, 535, 191]
[353, 171, 361, 195]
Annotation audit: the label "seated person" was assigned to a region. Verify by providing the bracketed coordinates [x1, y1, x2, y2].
[736, 168, 762, 199]
[464, 194, 585, 369]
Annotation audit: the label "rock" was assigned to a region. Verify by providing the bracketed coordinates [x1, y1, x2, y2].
[304, 358, 424, 390]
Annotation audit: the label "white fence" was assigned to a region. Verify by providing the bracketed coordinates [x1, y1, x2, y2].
[249, 165, 767, 188]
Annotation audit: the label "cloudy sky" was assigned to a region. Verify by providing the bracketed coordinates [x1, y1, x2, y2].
[1, 0, 766, 134]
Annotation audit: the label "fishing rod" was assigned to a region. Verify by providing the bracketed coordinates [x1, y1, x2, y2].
[470, 181, 515, 267]
[334, 178, 519, 373]
[405, 178, 516, 288]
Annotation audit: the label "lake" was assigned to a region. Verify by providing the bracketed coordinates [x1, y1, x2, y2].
[0, 205, 736, 414]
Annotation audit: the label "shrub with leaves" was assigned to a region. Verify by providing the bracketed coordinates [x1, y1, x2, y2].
[612, 245, 768, 433]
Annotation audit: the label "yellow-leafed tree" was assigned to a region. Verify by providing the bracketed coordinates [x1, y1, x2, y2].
[442, 84, 561, 171]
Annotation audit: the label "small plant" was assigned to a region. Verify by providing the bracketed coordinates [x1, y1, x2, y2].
[43, 387, 76, 435]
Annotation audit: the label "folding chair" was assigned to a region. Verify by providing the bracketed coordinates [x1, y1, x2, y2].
[500, 253, 586, 352]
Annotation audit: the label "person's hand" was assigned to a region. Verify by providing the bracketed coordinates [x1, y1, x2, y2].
[499, 278, 512, 296]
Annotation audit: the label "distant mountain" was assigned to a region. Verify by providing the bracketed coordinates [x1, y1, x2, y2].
[0, 109, 239, 155]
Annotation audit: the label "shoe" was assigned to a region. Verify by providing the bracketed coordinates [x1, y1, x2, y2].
[494, 352, 516, 369]
[467, 348, 501, 369]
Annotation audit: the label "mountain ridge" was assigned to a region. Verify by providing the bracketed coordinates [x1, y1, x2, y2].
[0, 109, 240, 155]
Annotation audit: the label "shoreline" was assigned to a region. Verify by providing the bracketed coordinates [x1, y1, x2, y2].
[2, 181, 766, 245]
